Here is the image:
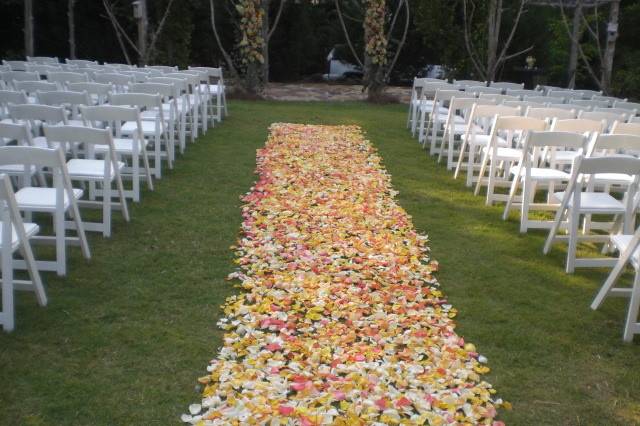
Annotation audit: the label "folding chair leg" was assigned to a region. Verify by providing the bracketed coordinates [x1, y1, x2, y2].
[102, 183, 111, 238]
[18, 240, 46, 306]
[566, 210, 580, 273]
[624, 273, 640, 342]
[1, 237, 15, 332]
[474, 151, 490, 196]
[54, 210, 66, 276]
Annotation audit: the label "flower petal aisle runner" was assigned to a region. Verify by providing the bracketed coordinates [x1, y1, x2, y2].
[183, 124, 506, 425]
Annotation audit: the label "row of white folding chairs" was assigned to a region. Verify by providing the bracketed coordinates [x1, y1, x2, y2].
[412, 90, 638, 159]
[0, 59, 228, 127]
[0, 82, 226, 331]
[416, 101, 640, 340]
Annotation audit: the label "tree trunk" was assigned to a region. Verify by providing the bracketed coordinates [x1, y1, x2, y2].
[24, 0, 34, 57]
[567, 1, 582, 89]
[68, 0, 76, 59]
[262, 0, 270, 84]
[486, 0, 501, 82]
[601, 0, 620, 94]
[136, 0, 148, 65]
[364, 55, 386, 99]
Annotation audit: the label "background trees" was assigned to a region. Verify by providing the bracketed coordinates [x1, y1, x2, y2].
[0, 0, 639, 98]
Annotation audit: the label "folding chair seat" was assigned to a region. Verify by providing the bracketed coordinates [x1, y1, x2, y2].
[0, 146, 90, 276]
[475, 116, 547, 205]
[454, 104, 521, 187]
[544, 155, 640, 273]
[503, 131, 586, 232]
[0, 173, 46, 332]
[81, 105, 154, 202]
[44, 125, 129, 237]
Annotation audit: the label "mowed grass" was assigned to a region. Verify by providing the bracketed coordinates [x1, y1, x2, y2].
[0, 100, 639, 425]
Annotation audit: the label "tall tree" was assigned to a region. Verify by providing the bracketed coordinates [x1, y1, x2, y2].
[462, 0, 532, 81]
[335, 0, 410, 100]
[68, 0, 77, 59]
[24, 0, 34, 57]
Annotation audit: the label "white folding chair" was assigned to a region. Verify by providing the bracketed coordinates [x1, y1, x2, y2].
[109, 92, 171, 178]
[591, 224, 640, 341]
[0, 173, 46, 332]
[503, 131, 586, 232]
[67, 82, 111, 105]
[13, 81, 57, 103]
[2, 61, 29, 72]
[437, 97, 496, 169]
[93, 72, 133, 94]
[0, 71, 40, 89]
[421, 89, 467, 152]
[81, 105, 154, 202]
[454, 104, 521, 187]
[165, 72, 201, 141]
[0, 90, 29, 120]
[180, 69, 210, 133]
[453, 79, 487, 90]
[148, 76, 192, 145]
[36, 90, 92, 126]
[489, 81, 524, 91]
[524, 95, 564, 104]
[525, 107, 577, 121]
[189, 66, 228, 123]
[0, 146, 90, 276]
[475, 116, 547, 205]
[7, 104, 69, 150]
[579, 110, 629, 131]
[614, 101, 640, 116]
[611, 121, 640, 137]
[544, 155, 640, 273]
[44, 125, 129, 237]
[592, 95, 622, 106]
[129, 82, 180, 154]
[547, 118, 605, 168]
[411, 81, 451, 137]
[46, 71, 88, 90]
[26, 56, 59, 65]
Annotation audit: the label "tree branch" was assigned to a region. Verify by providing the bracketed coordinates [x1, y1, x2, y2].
[209, 0, 241, 81]
[145, 0, 175, 62]
[462, 0, 487, 79]
[334, 0, 364, 68]
[559, 0, 602, 87]
[102, 0, 133, 64]
[385, 0, 403, 41]
[103, 0, 140, 55]
[495, 0, 527, 68]
[385, 0, 409, 81]
[267, 0, 286, 41]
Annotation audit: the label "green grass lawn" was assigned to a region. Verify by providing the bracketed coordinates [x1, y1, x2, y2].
[1, 100, 639, 425]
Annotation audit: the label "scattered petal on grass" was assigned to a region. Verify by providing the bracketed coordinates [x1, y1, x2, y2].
[184, 124, 505, 424]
